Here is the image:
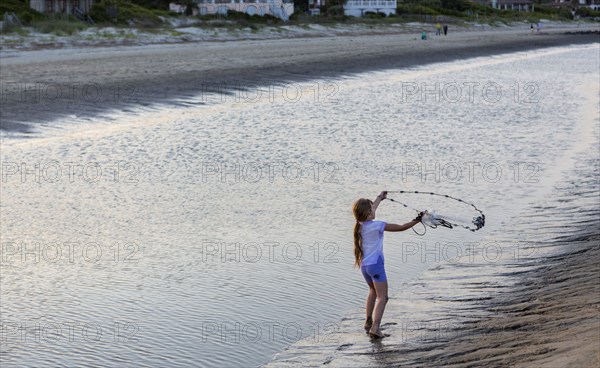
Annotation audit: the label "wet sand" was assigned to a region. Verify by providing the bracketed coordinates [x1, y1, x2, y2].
[266, 139, 600, 366]
[1, 26, 599, 134]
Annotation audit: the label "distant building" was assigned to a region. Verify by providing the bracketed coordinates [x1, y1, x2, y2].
[169, 2, 201, 15]
[535, 0, 599, 12]
[28, 0, 295, 19]
[471, 0, 599, 12]
[311, 0, 397, 16]
[308, 0, 321, 15]
[170, 3, 187, 13]
[196, 0, 294, 20]
[494, 0, 534, 12]
[343, 0, 397, 16]
[29, 0, 94, 15]
[543, 0, 577, 12]
[579, 0, 600, 11]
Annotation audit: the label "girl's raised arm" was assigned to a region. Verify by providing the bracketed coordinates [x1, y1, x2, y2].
[372, 191, 387, 213]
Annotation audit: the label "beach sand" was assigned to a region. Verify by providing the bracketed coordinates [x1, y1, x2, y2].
[266, 132, 600, 367]
[1, 23, 599, 367]
[1, 24, 598, 133]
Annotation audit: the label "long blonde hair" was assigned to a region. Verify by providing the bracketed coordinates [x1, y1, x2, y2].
[353, 198, 373, 268]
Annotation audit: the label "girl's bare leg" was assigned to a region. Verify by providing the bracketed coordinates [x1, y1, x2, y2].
[365, 282, 376, 331]
[369, 281, 388, 338]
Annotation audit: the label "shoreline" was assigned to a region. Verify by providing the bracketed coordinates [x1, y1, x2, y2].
[266, 237, 600, 367]
[0, 20, 598, 368]
[1, 25, 599, 134]
[266, 123, 600, 367]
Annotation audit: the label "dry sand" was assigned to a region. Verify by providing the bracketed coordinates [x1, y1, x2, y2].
[1, 24, 598, 133]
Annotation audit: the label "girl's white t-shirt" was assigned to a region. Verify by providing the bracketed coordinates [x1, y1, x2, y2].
[360, 220, 387, 266]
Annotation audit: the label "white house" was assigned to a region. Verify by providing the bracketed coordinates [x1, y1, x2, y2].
[169, 3, 187, 13]
[343, 0, 396, 16]
[474, 0, 599, 12]
[579, 0, 600, 11]
[196, 0, 294, 20]
[311, 0, 396, 17]
[490, 0, 534, 12]
[543, 0, 599, 12]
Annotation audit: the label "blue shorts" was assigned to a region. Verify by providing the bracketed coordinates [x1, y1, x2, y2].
[361, 256, 387, 283]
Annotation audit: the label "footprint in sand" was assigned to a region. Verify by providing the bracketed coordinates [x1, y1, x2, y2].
[336, 343, 353, 351]
[370, 333, 391, 339]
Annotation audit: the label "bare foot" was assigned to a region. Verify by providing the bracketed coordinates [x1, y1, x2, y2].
[368, 329, 385, 339]
[364, 317, 373, 333]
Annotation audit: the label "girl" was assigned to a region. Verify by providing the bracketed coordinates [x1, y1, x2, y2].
[353, 191, 422, 338]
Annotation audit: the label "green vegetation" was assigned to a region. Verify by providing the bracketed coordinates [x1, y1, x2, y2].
[0, 0, 597, 38]
[33, 19, 89, 35]
[393, 0, 600, 22]
[130, 0, 171, 11]
[577, 7, 600, 18]
[321, 0, 345, 17]
[0, 0, 44, 25]
[0, 0, 172, 32]
[190, 11, 283, 31]
[90, 0, 171, 26]
[223, 10, 283, 25]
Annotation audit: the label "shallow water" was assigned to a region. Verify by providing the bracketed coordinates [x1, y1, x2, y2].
[266, 85, 600, 367]
[1, 44, 598, 367]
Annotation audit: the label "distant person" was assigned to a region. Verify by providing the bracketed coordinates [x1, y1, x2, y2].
[530, 24, 534, 33]
[537, 22, 542, 32]
[435, 22, 442, 36]
[421, 31, 427, 40]
[353, 192, 423, 339]
[443, 24, 448, 36]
